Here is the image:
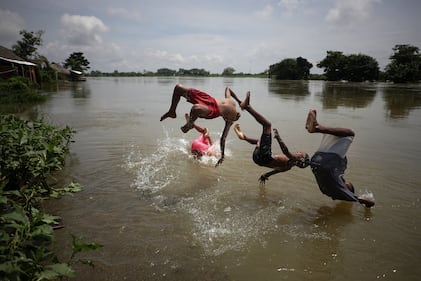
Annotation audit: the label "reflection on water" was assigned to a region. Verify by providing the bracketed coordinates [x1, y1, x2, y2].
[268, 79, 310, 101]
[70, 81, 91, 98]
[266, 80, 421, 120]
[3, 78, 421, 281]
[380, 83, 421, 119]
[319, 82, 377, 109]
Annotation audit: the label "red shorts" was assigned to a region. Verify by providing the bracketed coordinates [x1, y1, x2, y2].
[186, 88, 221, 119]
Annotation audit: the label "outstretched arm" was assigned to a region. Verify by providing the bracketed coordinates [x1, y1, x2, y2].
[215, 120, 233, 167]
[194, 125, 213, 144]
[259, 169, 283, 184]
[193, 123, 206, 134]
[273, 128, 295, 160]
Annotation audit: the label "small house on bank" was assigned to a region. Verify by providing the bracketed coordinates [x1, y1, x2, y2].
[49, 62, 71, 81]
[0, 45, 37, 83]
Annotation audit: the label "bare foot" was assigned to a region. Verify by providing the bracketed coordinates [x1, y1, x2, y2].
[203, 127, 209, 137]
[160, 111, 176, 121]
[305, 109, 318, 133]
[180, 121, 194, 133]
[234, 123, 245, 140]
[240, 91, 250, 110]
[184, 113, 190, 122]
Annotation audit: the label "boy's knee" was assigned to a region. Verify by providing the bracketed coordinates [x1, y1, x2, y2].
[175, 84, 189, 96]
[192, 104, 202, 111]
[191, 104, 207, 117]
[174, 83, 184, 92]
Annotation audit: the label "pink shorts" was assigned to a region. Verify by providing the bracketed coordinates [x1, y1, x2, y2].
[186, 88, 221, 119]
[191, 134, 210, 154]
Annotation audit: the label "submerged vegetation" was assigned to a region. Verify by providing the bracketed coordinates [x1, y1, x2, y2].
[0, 115, 102, 280]
[0, 77, 46, 104]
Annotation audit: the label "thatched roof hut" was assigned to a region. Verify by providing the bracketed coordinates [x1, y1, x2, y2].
[49, 62, 71, 80]
[0, 45, 37, 83]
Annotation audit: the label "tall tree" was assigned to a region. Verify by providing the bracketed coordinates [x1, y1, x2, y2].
[317, 51, 347, 81]
[385, 44, 421, 83]
[318, 51, 379, 82]
[296, 57, 313, 80]
[156, 68, 176, 76]
[270, 58, 297, 79]
[63, 52, 90, 73]
[343, 54, 379, 82]
[269, 57, 312, 80]
[12, 30, 44, 59]
[222, 67, 235, 76]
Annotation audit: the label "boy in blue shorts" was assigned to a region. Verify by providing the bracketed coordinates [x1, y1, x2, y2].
[305, 109, 375, 208]
[232, 91, 309, 183]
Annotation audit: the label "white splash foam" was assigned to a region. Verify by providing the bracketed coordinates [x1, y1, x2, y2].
[358, 191, 375, 202]
[124, 128, 223, 194]
[177, 190, 284, 256]
[124, 132, 187, 193]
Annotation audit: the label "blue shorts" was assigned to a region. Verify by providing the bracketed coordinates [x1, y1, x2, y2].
[310, 152, 358, 202]
[252, 133, 273, 166]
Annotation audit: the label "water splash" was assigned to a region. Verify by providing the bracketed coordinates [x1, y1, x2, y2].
[358, 191, 375, 202]
[178, 190, 284, 256]
[124, 134, 185, 194]
[124, 128, 220, 195]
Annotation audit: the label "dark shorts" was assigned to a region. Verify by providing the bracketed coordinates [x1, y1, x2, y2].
[310, 152, 358, 202]
[186, 88, 221, 119]
[252, 133, 273, 166]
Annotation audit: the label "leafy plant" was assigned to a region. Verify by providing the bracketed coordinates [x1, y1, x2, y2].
[0, 115, 102, 280]
[0, 77, 46, 104]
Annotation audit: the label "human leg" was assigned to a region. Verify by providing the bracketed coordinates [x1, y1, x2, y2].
[305, 109, 354, 137]
[240, 92, 271, 135]
[181, 105, 206, 133]
[227, 87, 242, 105]
[185, 113, 204, 134]
[233, 124, 258, 145]
[160, 84, 189, 121]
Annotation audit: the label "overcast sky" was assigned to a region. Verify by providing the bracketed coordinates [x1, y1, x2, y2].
[1, 0, 420, 74]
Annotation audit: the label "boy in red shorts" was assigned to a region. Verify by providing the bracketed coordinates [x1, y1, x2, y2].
[160, 84, 240, 166]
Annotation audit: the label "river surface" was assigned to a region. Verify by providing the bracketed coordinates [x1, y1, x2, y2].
[14, 77, 421, 280]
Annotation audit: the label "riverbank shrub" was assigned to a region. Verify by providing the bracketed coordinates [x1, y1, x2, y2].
[0, 77, 46, 104]
[0, 115, 102, 280]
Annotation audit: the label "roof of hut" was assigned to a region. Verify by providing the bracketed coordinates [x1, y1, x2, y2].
[0, 45, 36, 66]
[49, 62, 71, 74]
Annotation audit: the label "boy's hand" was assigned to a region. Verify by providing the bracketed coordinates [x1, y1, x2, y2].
[273, 128, 281, 140]
[259, 174, 269, 184]
[215, 157, 224, 167]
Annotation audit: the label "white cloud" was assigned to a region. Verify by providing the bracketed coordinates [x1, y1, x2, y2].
[326, 0, 382, 27]
[279, 0, 302, 13]
[255, 5, 274, 20]
[170, 53, 185, 63]
[147, 49, 168, 59]
[0, 9, 25, 46]
[107, 7, 142, 22]
[41, 39, 122, 70]
[5, 0, 412, 74]
[60, 14, 108, 46]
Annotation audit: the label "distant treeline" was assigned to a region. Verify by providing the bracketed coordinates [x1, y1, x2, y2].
[87, 69, 324, 79]
[88, 68, 268, 78]
[89, 44, 420, 83]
